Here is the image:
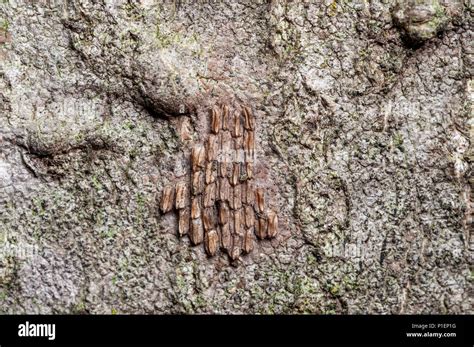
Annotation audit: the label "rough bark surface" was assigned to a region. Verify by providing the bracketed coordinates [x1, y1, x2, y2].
[0, 0, 472, 314]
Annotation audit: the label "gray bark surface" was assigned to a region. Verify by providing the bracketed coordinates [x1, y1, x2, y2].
[0, 0, 472, 314]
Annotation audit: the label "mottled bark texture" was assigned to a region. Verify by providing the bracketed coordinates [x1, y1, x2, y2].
[0, 0, 472, 314]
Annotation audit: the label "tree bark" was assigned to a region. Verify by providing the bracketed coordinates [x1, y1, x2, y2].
[0, 0, 471, 314]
